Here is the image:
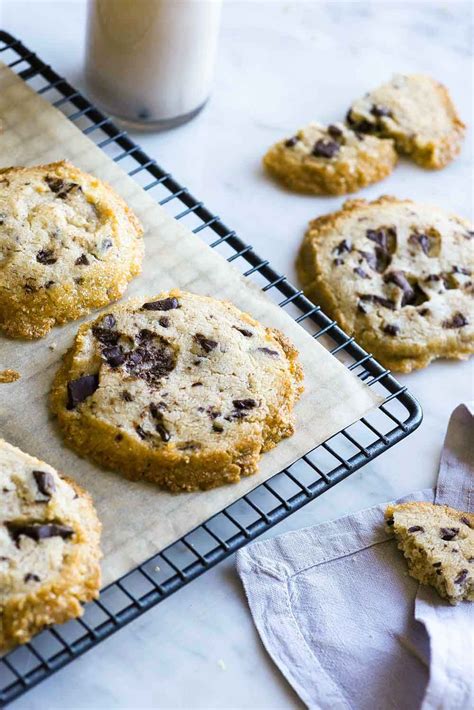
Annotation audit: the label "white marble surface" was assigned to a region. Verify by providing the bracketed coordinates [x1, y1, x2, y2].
[2, 1, 473, 708]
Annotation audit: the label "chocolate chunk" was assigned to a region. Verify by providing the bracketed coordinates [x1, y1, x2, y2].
[312, 139, 340, 158]
[102, 345, 126, 368]
[454, 569, 468, 585]
[371, 104, 392, 117]
[233, 326, 253, 337]
[386, 517, 394, 526]
[135, 425, 148, 440]
[155, 422, 170, 442]
[36, 249, 57, 265]
[149, 402, 167, 418]
[335, 239, 352, 255]
[440, 527, 459, 541]
[409, 232, 431, 255]
[136, 329, 155, 343]
[122, 390, 133, 402]
[465, 231, 474, 240]
[7, 522, 74, 543]
[194, 333, 218, 353]
[126, 340, 176, 385]
[257, 347, 279, 356]
[384, 271, 415, 305]
[67, 374, 99, 409]
[212, 422, 224, 433]
[408, 526, 424, 533]
[383, 324, 400, 336]
[33, 470, 56, 498]
[142, 297, 179, 311]
[419, 308, 430, 316]
[432, 562, 442, 568]
[92, 325, 119, 346]
[354, 267, 369, 278]
[366, 227, 397, 254]
[75, 254, 89, 266]
[333, 258, 344, 266]
[359, 294, 395, 310]
[327, 124, 344, 139]
[363, 246, 391, 273]
[452, 266, 470, 276]
[284, 136, 299, 147]
[45, 176, 67, 193]
[191, 382, 203, 387]
[442, 312, 468, 329]
[345, 109, 373, 133]
[460, 516, 472, 528]
[425, 274, 441, 282]
[233, 399, 257, 410]
[159, 317, 170, 328]
[24, 573, 41, 583]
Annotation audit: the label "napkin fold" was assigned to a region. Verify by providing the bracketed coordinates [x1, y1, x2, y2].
[237, 404, 473, 710]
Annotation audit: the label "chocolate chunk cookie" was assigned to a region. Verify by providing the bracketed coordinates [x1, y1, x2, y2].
[0, 161, 144, 338]
[0, 439, 101, 651]
[385, 502, 474, 604]
[50, 290, 304, 492]
[263, 121, 397, 195]
[296, 196, 473, 372]
[346, 74, 465, 169]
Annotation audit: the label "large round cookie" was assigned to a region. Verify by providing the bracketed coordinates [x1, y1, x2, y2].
[297, 196, 473, 373]
[263, 121, 397, 195]
[346, 74, 465, 169]
[0, 161, 144, 339]
[50, 290, 304, 492]
[0, 439, 101, 651]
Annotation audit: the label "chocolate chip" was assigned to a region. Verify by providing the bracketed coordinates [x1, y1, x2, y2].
[102, 345, 126, 368]
[36, 249, 57, 265]
[312, 139, 340, 158]
[465, 231, 474, 240]
[409, 233, 430, 255]
[419, 308, 430, 316]
[67, 374, 99, 409]
[155, 422, 170, 442]
[327, 124, 344, 139]
[346, 109, 373, 133]
[142, 297, 179, 311]
[359, 294, 395, 310]
[125, 339, 176, 385]
[194, 333, 218, 353]
[335, 239, 352, 255]
[386, 517, 394, 526]
[436, 569, 442, 575]
[383, 324, 400, 336]
[212, 422, 224, 433]
[33, 470, 56, 498]
[371, 104, 392, 117]
[233, 326, 253, 337]
[75, 254, 89, 266]
[192, 382, 203, 387]
[149, 402, 167, 418]
[233, 399, 257, 410]
[257, 347, 279, 356]
[159, 317, 170, 328]
[432, 562, 442, 568]
[452, 266, 471, 276]
[440, 527, 459, 541]
[408, 526, 424, 533]
[7, 523, 74, 543]
[454, 569, 468, 585]
[24, 573, 41, 583]
[361, 246, 391, 273]
[45, 176, 79, 199]
[442, 312, 468, 329]
[92, 325, 119, 346]
[460, 516, 472, 528]
[122, 390, 133, 402]
[333, 258, 344, 266]
[284, 136, 299, 147]
[366, 227, 397, 253]
[384, 271, 415, 306]
[136, 426, 148, 440]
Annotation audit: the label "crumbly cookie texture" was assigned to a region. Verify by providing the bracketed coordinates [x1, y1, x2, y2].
[0, 160, 144, 339]
[0, 439, 101, 651]
[263, 121, 397, 195]
[297, 196, 473, 373]
[0, 369, 20, 383]
[385, 502, 474, 604]
[347, 74, 465, 169]
[50, 290, 304, 492]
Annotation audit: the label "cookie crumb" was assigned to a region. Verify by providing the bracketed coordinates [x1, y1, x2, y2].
[0, 369, 20, 383]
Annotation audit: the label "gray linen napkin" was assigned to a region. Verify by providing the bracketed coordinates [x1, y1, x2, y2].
[237, 404, 473, 710]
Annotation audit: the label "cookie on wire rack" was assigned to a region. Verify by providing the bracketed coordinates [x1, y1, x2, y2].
[50, 289, 304, 492]
[0, 439, 102, 651]
[0, 160, 144, 339]
[296, 196, 473, 373]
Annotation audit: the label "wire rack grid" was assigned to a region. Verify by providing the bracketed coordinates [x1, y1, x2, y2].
[0, 31, 422, 706]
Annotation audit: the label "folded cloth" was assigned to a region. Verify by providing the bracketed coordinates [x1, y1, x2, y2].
[237, 404, 473, 710]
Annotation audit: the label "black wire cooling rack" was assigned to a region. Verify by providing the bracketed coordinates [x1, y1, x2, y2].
[0, 31, 422, 705]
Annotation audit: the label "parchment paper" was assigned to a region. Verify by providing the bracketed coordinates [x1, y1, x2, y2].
[0, 64, 381, 585]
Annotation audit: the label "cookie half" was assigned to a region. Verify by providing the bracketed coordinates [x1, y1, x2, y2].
[263, 121, 397, 195]
[0, 439, 102, 651]
[346, 74, 465, 169]
[50, 290, 304, 492]
[0, 161, 144, 338]
[297, 196, 473, 372]
[385, 502, 474, 604]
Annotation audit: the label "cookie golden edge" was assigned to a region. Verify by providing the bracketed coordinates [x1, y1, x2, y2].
[385, 502, 474, 603]
[263, 136, 397, 195]
[0, 160, 144, 340]
[50, 290, 304, 492]
[0, 477, 102, 653]
[296, 196, 474, 373]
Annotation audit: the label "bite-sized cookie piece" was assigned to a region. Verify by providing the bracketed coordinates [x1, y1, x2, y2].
[263, 121, 397, 195]
[385, 502, 474, 604]
[0, 439, 101, 651]
[346, 74, 465, 169]
[0, 160, 144, 339]
[50, 290, 304, 492]
[297, 196, 473, 372]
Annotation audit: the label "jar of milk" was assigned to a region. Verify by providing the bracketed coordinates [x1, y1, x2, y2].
[85, 0, 222, 130]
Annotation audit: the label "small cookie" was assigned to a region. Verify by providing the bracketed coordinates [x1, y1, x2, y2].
[296, 196, 473, 373]
[263, 121, 397, 195]
[0, 439, 101, 651]
[0, 160, 144, 339]
[385, 502, 474, 604]
[346, 74, 465, 169]
[50, 290, 304, 492]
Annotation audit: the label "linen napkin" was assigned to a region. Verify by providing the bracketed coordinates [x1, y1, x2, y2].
[237, 403, 473, 710]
